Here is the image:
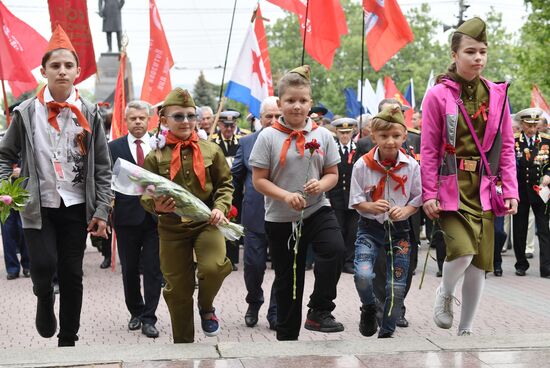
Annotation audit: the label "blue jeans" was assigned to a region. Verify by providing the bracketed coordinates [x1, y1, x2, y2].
[1, 209, 29, 275]
[354, 218, 410, 335]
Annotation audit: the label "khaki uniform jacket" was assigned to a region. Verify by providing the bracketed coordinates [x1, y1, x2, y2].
[141, 139, 234, 217]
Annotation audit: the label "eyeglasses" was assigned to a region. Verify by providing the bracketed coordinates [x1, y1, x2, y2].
[166, 113, 198, 123]
[264, 114, 282, 120]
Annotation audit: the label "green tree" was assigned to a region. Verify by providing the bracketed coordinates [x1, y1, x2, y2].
[193, 71, 218, 108]
[517, 0, 550, 106]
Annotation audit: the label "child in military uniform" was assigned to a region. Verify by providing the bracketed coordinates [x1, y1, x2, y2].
[421, 17, 518, 336]
[349, 106, 422, 338]
[141, 88, 233, 343]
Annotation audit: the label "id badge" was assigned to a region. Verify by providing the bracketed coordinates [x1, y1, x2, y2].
[51, 158, 67, 182]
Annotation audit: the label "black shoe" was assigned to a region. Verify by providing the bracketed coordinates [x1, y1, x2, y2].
[436, 271, 442, 277]
[100, 257, 111, 269]
[23, 268, 30, 277]
[515, 269, 526, 276]
[494, 268, 503, 277]
[268, 319, 277, 331]
[245, 305, 260, 327]
[541, 274, 550, 279]
[36, 293, 57, 338]
[6, 273, 18, 280]
[525, 253, 534, 259]
[359, 304, 378, 337]
[128, 316, 141, 331]
[142, 323, 159, 338]
[58, 338, 76, 347]
[342, 264, 355, 274]
[378, 331, 393, 338]
[396, 315, 409, 328]
[304, 309, 344, 333]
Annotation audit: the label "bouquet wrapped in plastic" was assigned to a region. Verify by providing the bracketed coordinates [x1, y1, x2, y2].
[111, 158, 244, 241]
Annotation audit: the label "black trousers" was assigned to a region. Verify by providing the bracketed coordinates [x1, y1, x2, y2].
[265, 206, 345, 340]
[24, 203, 87, 342]
[115, 215, 162, 325]
[493, 216, 506, 270]
[513, 190, 550, 274]
[334, 208, 359, 267]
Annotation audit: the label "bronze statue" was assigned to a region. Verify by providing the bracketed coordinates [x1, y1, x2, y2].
[98, 0, 125, 52]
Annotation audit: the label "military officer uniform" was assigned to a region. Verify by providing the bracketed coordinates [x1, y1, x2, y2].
[211, 110, 243, 269]
[512, 108, 550, 278]
[327, 118, 360, 274]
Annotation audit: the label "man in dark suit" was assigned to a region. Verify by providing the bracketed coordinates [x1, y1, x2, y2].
[109, 100, 163, 338]
[328, 118, 360, 274]
[231, 97, 279, 330]
[211, 110, 243, 270]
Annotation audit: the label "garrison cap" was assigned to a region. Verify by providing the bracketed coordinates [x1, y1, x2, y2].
[289, 65, 311, 81]
[309, 106, 328, 116]
[517, 108, 544, 124]
[162, 88, 196, 110]
[219, 110, 240, 125]
[331, 118, 357, 132]
[455, 17, 487, 43]
[374, 105, 406, 128]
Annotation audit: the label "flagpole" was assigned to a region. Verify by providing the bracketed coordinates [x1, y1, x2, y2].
[358, 7, 366, 138]
[1, 80, 10, 126]
[301, 0, 310, 65]
[218, 0, 238, 106]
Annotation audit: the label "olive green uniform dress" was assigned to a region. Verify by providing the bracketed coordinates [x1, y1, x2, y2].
[141, 140, 233, 343]
[439, 72, 495, 272]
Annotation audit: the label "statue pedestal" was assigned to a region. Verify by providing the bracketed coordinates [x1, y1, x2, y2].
[94, 53, 134, 104]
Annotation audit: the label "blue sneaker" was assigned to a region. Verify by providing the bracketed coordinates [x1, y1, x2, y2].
[200, 308, 220, 337]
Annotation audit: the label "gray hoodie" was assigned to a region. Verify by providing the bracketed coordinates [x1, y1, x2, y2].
[0, 97, 113, 229]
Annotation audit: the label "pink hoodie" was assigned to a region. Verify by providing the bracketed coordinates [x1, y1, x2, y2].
[420, 77, 519, 212]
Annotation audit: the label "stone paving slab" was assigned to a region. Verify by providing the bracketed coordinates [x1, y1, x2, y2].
[428, 333, 550, 351]
[217, 337, 439, 358]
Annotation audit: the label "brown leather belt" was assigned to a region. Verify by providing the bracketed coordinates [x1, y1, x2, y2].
[458, 159, 479, 172]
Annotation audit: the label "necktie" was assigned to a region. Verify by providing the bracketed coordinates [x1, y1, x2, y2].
[343, 145, 349, 157]
[135, 139, 144, 166]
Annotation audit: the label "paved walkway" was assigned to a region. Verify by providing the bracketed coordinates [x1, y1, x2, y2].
[1, 240, 549, 349]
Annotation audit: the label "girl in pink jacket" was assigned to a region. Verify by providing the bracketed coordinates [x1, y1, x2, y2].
[421, 17, 518, 336]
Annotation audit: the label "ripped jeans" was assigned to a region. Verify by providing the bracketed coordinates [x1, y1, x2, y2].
[354, 217, 410, 335]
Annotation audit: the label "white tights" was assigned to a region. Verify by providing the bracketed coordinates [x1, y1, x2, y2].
[441, 255, 485, 332]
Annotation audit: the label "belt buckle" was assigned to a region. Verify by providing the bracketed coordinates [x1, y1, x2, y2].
[463, 159, 477, 172]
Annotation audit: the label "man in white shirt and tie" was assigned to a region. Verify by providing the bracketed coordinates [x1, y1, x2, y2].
[109, 100, 163, 337]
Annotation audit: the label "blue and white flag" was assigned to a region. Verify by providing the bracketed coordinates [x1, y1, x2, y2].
[225, 24, 269, 118]
[404, 78, 415, 109]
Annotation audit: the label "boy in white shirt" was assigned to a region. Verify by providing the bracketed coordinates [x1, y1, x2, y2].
[349, 106, 422, 338]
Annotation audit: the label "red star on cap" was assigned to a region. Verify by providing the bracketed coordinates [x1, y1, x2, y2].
[251, 50, 265, 87]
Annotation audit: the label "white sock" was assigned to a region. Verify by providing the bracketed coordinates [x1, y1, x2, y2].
[458, 263, 485, 332]
[440, 255, 474, 296]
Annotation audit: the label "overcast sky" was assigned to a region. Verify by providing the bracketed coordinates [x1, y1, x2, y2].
[3, 0, 530, 99]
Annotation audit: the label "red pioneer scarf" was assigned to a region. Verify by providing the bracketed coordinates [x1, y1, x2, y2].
[166, 131, 206, 190]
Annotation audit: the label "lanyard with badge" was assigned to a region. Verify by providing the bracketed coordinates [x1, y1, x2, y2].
[48, 116, 72, 182]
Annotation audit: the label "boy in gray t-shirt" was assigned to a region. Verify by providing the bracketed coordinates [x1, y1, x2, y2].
[249, 65, 346, 341]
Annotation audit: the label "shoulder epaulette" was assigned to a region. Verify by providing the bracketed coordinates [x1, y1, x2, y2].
[239, 128, 252, 136]
[540, 132, 550, 140]
[407, 128, 421, 135]
[514, 132, 521, 139]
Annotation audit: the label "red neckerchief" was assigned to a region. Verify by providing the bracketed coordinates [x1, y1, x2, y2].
[165, 131, 206, 190]
[271, 120, 318, 167]
[472, 101, 488, 122]
[362, 147, 408, 202]
[36, 85, 91, 133]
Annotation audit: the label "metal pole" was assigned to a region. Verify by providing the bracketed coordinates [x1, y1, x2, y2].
[301, 0, 310, 65]
[218, 0, 238, 106]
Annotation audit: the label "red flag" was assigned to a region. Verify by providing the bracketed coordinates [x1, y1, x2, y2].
[141, 0, 173, 106]
[384, 76, 413, 128]
[363, 0, 414, 71]
[0, 2, 48, 97]
[254, 5, 273, 96]
[267, 0, 347, 69]
[531, 84, 550, 113]
[48, 0, 97, 84]
[110, 53, 127, 141]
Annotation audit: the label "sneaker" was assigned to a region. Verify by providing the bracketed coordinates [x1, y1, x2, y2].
[359, 304, 378, 337]
[458, 330, 472, 336]
[304, 309, 344, 333]
[433, 286, 457, 329]
[200, 308, 220, 337]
